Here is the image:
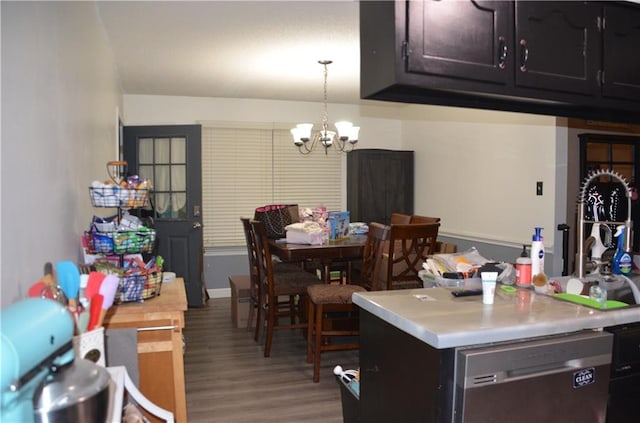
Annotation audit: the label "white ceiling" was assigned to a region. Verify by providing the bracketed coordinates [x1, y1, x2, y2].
[97, 0, 362, 104]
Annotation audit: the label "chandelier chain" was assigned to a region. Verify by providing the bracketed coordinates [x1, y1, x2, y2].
[322, 62, 329, 136]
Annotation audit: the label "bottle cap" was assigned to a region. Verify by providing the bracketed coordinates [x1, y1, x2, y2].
[520, 244, 528, 257]
[532, 227, 543, 241]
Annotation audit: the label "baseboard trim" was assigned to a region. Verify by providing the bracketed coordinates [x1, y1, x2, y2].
[208, 288, 231, 299]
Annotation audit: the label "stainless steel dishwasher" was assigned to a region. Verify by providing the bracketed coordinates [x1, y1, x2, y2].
[453, 331, 613, 423]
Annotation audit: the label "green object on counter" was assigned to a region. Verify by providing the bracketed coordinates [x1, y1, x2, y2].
[554, 293, 629, 310]
[500, 285, 517, 294]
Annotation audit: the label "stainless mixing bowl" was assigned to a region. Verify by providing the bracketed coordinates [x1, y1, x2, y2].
[33, 358, 114, 423]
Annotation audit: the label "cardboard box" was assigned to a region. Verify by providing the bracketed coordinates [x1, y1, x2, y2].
[229, 275, 251, 328]
[328, 211, 350, 241]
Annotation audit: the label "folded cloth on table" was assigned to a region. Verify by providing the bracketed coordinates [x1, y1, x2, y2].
[285, 222, 326, 245]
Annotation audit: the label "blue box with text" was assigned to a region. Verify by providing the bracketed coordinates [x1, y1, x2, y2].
[328, 211, 350, 241]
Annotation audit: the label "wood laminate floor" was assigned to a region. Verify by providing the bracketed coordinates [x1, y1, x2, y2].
[183, 298, 359, 422]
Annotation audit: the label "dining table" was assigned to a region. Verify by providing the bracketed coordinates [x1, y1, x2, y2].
[268, 235, 367, 283]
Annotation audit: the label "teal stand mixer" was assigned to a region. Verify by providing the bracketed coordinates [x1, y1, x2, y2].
[1, 298, 113, 422]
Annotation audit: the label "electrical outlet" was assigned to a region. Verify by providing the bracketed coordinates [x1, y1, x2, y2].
[536, 181, 543, 196]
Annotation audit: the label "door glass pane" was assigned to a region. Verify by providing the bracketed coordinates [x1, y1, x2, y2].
[155, 138, 170, 164]
[155, 193, 171, 218]
[172, 137, 186, 163]
[155, 165, 170, 191]
[171, 165, 186, 191]
[139, 138, 154, 164]
[138, 165, 153, 182]
[172, 193, 187, 218]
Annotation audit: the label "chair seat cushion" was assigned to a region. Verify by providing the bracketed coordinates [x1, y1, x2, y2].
[307, 284, 366, 305]
[273, 270, 321, 296]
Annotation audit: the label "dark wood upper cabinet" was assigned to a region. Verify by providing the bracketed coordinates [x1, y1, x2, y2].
[601, 3, 640, 101]
[514, 2, 600, 96]
[360, 0, 640, 123]
[407, 1, 513, 85]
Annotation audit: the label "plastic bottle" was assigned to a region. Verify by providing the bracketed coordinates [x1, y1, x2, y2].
[589, 223, 607, 263]
[612, 225, 633, 276]
[530, 227, 544, 278]
[515, 245, 532, 287]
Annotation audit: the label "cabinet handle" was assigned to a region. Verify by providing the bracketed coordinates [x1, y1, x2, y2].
[519, 39, 529, 72]
[137, 325, 176, 332]
[498, 36, 508, 69]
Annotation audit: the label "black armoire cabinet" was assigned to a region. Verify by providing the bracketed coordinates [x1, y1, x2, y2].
[347, 149, 414, 225]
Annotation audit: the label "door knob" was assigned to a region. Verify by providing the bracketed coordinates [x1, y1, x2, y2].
[192, 222, 202, 229]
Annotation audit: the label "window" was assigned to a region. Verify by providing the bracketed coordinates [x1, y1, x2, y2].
[202, 125, 343, 247]
[579, 133, 639, 251]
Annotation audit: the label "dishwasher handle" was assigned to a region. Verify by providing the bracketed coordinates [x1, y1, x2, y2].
[464, 353, 611, 389]
[506, 355, 607, 381]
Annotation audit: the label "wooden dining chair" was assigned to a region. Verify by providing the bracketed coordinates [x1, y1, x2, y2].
[381, 223, 440, 290]
[409, 215, 456, 253]
[241, 217, 264, 340]
[241, 218, 303, 341]
[305, 223, 389, 382]
[390, 213, 412, 224]
[409, 215, 441, 224]
[358, 222, 391, 291]
[250, 220, 321, 357]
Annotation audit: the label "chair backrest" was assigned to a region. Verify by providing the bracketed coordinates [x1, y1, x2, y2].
[409, 215, 441, 224]
[360, 222, 390, 291]
[384, 223, 440, 290]
[389, 213, 412, 224]
[250, 220, 275, 298]
[241, 217, 260, 299]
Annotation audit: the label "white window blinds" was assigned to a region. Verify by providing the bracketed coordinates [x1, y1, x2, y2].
[202, 126, 342, 247]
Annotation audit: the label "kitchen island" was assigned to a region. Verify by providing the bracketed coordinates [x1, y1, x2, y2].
[352, 286, 640, 423]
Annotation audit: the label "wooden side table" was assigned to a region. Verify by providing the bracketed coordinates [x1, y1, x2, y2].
[103, 278, 188, 423]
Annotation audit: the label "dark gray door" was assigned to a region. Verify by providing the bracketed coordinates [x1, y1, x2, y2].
[123, 124, 206, 307]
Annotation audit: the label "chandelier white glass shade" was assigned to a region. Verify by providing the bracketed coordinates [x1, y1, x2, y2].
[291, 60, 360, 155]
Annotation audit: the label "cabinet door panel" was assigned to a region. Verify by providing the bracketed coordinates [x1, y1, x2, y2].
[385, 154, 414, 220]
[515, 1, 599, 95]
[358, 154, 390, 225]
[602, 5, 640, 101]
[407, 0, 513, 85]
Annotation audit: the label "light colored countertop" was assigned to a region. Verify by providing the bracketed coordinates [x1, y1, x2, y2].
[353, 284, 640, 349]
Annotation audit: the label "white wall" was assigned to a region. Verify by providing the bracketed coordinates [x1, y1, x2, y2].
[1, 2, 122, 307]
[123, 94, 403, 150]
[401, 105, 559, 248]
[124, 97, 562, 242]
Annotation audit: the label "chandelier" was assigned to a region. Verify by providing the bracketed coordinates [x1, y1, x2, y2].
[291, 60, 359, 155]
